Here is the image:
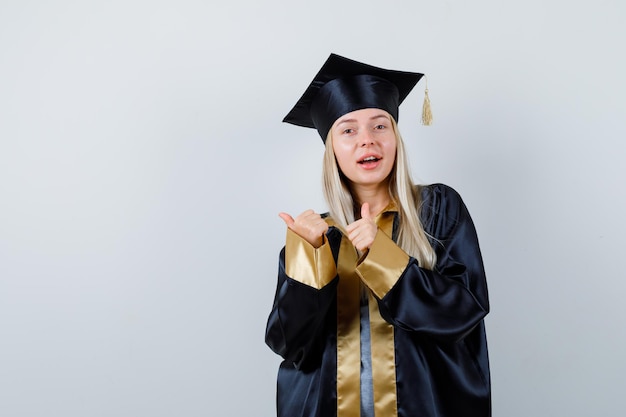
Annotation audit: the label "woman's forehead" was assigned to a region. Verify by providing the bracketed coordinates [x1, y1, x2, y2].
[333, 108, 392, 126]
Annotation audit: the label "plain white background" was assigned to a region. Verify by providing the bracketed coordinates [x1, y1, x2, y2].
[1, 1, 625, 416]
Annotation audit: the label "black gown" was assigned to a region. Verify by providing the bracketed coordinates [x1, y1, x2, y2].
[265, 184, 491, 417]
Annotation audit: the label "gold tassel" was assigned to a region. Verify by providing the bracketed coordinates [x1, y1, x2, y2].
[421, 77, 433, 126]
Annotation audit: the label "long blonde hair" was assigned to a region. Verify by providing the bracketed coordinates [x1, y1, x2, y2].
[322, 119, 437, 270]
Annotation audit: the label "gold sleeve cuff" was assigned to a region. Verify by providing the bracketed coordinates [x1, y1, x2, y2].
[284, 228, 337, 289]
[356, 230, 409, 299]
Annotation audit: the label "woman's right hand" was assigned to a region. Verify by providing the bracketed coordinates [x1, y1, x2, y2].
[279, 210, 329, 248]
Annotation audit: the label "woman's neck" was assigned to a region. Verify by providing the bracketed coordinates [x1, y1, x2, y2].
[352, 183, 391, 218]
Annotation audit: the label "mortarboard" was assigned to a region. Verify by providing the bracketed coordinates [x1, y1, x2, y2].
[283, 53, 428, 142]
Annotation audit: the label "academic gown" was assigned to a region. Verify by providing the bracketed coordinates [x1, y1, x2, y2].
[265, 183, 491, 417]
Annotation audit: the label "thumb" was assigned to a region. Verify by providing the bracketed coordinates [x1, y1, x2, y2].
[361, 202, 372, 220]
[278, 212, 295, 228]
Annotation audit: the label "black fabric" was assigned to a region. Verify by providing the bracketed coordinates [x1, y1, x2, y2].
[265, 184, 491, 417]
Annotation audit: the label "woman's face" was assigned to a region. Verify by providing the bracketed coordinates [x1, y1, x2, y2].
[330, 108, 397, 189]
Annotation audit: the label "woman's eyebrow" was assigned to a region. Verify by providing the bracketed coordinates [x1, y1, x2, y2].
[336, 118, 357, 126]
[336, 114, 389, 126]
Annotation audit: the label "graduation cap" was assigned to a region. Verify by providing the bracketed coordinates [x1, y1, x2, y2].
[283, 53, 431, 142]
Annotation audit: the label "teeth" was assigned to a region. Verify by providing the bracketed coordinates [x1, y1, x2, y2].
[362, 156, 377, 162]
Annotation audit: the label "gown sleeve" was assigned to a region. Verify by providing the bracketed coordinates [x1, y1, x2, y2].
[356, 184, 489, 343]
[265, 227, 339, 369]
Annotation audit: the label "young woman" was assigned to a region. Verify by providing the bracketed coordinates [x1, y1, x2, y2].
[266, 54, 491, 417]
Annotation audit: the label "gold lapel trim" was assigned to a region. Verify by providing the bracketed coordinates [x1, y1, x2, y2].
[369, 211, 398, 416]
[336, 235, 361, 417]
[334, 208, 399, 417]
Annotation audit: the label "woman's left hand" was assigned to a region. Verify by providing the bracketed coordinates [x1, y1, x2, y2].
[346, 203, 378, 252]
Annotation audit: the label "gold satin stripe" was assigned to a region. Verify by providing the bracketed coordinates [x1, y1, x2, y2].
[369, 211, 399, 417]
[377, 209, 396, 235]
[368, 291, 398, 417]
[336, 236, 361, 417]
[324, 216, 337, 228]
[284, 228, 337, 289]
[356, 230, 409, 299]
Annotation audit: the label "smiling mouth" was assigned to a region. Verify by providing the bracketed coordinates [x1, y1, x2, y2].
[358, 156, 381, 164]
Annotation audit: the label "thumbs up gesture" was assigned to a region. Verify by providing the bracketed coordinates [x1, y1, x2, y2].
[346, 203, 378, 252]
[279, 209, 329, 248]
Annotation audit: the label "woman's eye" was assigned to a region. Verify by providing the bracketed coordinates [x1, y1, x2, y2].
[342, 128, 354, 134]
[375, 124, 386, 130]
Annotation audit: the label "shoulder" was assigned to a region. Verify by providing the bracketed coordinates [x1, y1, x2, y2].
[417, 183, 471, 237]
[418, 183, 464, 210]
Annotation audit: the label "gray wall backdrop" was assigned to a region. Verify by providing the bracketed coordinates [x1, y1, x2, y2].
[1, 1, 625, 416]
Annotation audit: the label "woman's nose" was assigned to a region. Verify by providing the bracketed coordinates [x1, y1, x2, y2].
[358, 131, 374, 146]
